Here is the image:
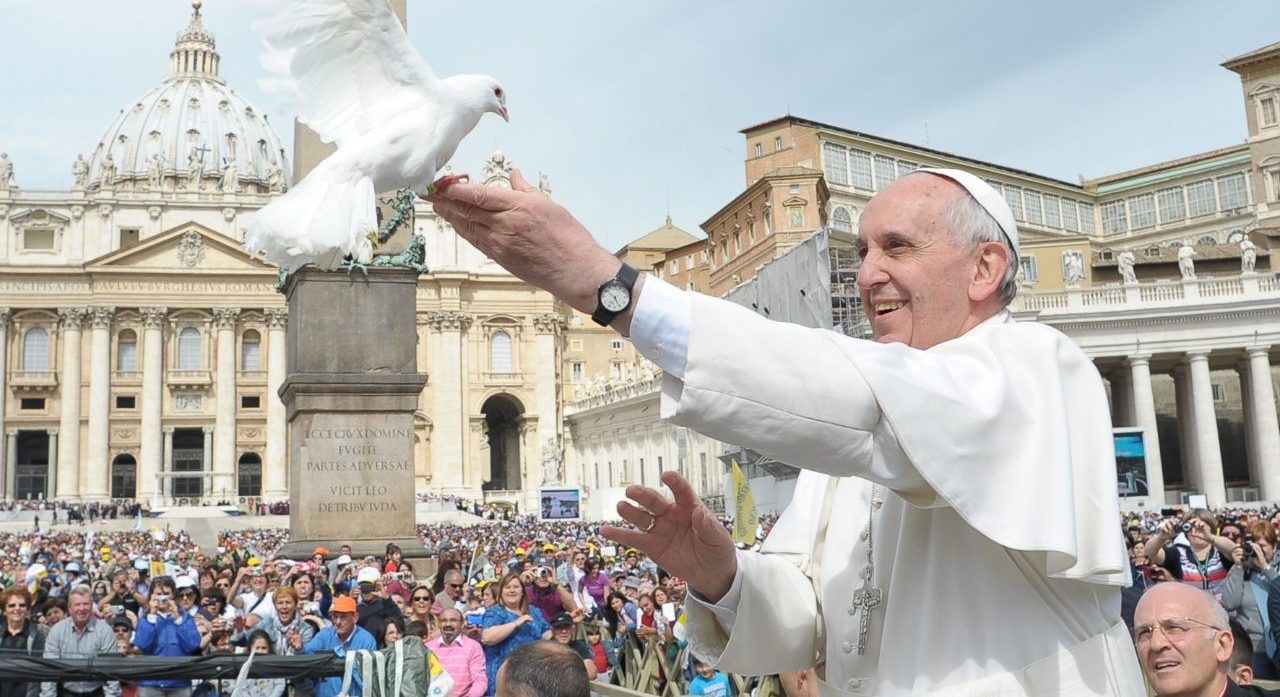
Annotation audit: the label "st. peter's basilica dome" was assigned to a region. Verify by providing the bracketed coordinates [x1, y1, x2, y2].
[84, 1, 290, 195]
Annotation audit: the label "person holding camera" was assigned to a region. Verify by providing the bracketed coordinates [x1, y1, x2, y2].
[353, 566, 403, 635]
[523, 565, 575, 621]
[229, 564, 275, 626]
[133, 576, 202, 697]
[1220, 522, 1280, 679]
[1145, 509, 1240, 598]
[96, 571, 144, 619]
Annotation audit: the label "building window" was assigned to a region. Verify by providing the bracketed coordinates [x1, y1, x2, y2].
[831, 206, 853, 233]
[773, 136, 782, 152]
[1218, 173, 1248, 211]
[1186, 179, 1217, 217]
[117, 329, 138, 372]
[822, 143, 849, 186]
[699, 453, 709, 493]
[873, 155, 896, 190]
[238, 453, 262, 497]
[609, 339, 623, 352]
[668, 260, 679, 275]
[1003, 186, 1024, 222]
[19, 398, 44, 411]
[241, 330, 261, 371]
[685, 254, 694, 270]
[490, 330, 512, 373]
[571, 362, 583, 382]
[241, 395, 261, 409]
[115, 395, 136, 409]
[1211, 383, 1224, 402]
[177, 327, 202, 370]
[1019, 255, 1039, 282]
[1262, 96, 1278, 128]
[850, 150, 874, 190]
[897, 160, 918, 176]
[119, 228, 140, 248]
[754, 143, 762, 158]
[1023, 191, 1043, 226]
[1268, 169, 1280, 202]
[1196, 234, 1218, 246]
[1061, 200, 1080, 232]
[639, 457, 646, 486]
[1078, 203, 1096, 234]
[23, 327, 50, 371]
[1157, 187, 1186, 223]
[1100, 200, 1127, 235]
[1042, 195, 1061, 229]
[22, 229, 55, 252]
[1129, 193, 1156, 229]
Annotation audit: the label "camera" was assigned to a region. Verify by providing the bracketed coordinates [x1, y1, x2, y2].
[108, 605, 123, 615]
[389, 572, 404, 581]
[1179, 522, 1193, 534]
[1243, 534, 1258, 559]
[535, 567, 553, 580]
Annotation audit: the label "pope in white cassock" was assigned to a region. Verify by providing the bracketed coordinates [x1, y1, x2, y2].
[427, 167, 1146, 696]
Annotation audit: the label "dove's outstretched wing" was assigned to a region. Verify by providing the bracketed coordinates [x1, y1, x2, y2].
[254, 0, 439, 148]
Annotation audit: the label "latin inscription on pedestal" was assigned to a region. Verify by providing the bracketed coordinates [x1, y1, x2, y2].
[291, 411, 416, 541]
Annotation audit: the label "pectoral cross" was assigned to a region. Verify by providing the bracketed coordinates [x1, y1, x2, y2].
[851, 579, 882, 655]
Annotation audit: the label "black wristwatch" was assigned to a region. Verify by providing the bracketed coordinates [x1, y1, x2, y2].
[591, 264, 639, 327]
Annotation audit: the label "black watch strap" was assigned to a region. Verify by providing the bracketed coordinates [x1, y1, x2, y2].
[591, 263, 639, 327]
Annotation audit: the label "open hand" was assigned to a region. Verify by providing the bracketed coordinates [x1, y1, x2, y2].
[602, 471, 738, 602]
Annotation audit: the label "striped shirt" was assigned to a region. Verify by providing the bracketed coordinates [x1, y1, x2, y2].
[425, 634, 487, 697]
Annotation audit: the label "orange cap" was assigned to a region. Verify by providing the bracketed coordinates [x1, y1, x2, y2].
[331, 595, 358, 614]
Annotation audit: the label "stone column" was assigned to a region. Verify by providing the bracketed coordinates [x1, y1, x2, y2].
[84, 307, 115, 500]
[139, 308, 166, 505]
[1128, 355, 1165, 505]
[212, 308, 240, 501]
[4, 430, 16, 499]
[163, 427, 174, 501]
[1109, 369, 1134, 427]
[1186, 351, 1226, 506]
[428, 309, 468, 488]
[0, 308, 9, 498]
[46, 430, 58, 499]
[55, 308, 86, 499]
[1173, 366, 1199, 494]
[533, 314, 564, 487]
[263, 308, 288, 500]
[1245, 348, 1280, 500]
[202, 426, 214, 500]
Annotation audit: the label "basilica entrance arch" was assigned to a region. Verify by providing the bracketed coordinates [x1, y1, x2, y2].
[481, 394, 523, 492]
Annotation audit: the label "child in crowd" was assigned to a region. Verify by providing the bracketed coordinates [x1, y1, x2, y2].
[689, 657, 732, 697]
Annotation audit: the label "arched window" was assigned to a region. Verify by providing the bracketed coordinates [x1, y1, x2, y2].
[111, 454, 137, 499]
[238, 453, 262, 497]
[1196, 234, 1218, 247]
[177, 327, 202, 370]
[490, 331, 512, 373]
[241, 330, 261, 371]
[1227, 229, 1246, 243]
[23, 328, 50, 371]
[117, 329, 138, 372]
[831, 207, 853, 233]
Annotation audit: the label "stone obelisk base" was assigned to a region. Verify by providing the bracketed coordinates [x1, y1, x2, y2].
[278, 268, 427, 561]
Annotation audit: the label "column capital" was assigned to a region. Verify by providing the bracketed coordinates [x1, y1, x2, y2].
[0, 307, 10, 325]
[1184, 350, 1211, 363]
[1246, 346, 1272, 360]
[88, 306, 116, 329]
[202, 426, 214, 434]
[139, 307, 168, 328]
[1128, 354, 1153, 367]
[212, 308, 241, 329]
[57, 307, 88, 328]
[532, 313, 566, 335]
[163, 427, 175, 434]
[425, 310, 471, 332]
[263, 307, 288, 329]
[4, 430, 16, 437]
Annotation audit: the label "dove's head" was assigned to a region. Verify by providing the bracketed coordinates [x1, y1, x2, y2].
[448, 74, 509, 123]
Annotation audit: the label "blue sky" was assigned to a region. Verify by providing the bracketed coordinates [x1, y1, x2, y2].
[2, 1, 1279, 251]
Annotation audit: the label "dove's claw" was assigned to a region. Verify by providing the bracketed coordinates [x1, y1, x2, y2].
[427, 173, 470, 198]
[343, 259, 370, 279]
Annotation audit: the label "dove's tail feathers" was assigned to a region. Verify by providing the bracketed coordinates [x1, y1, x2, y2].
[245, 170, 377, 272]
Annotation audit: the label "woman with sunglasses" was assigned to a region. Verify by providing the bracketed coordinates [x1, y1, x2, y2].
[406, 587, 440, 642]
[0, 587, 43, 697]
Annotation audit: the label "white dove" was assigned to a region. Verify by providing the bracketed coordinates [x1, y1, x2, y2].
[245, 0, 508, 271]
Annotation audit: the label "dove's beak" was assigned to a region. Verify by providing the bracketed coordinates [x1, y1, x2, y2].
[499, 106, 509, 123]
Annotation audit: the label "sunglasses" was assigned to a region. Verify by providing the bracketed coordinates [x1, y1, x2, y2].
[201, 599, 219, 606]
[412, 596, 431, 602]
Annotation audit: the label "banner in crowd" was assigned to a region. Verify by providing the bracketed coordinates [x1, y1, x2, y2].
[730, 459, 758, 546]
[538, 488, 582, 520]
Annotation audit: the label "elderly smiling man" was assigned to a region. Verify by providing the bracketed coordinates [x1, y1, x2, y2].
[429, 167, 1143, 695]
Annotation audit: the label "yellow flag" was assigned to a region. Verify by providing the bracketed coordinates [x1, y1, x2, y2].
[730, 459, 759, 546]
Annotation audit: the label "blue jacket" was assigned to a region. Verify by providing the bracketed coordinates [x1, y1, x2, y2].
[133, 612, 202, 688]
[304, 625, 377, 697]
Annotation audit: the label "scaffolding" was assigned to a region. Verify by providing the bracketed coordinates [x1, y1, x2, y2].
[829, 239, 871, 339]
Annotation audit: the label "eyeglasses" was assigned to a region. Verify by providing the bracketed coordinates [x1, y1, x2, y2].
[446, 583, 463, 589]
[1223, 531, 1242, 541]
[201, 599, 219, 606]
[412, 596, 431, 602]
[178, 591, 197, 598]
[1133, 617, 1224, 646]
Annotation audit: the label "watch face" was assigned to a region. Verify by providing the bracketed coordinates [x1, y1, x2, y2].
[600, 281, 630, 313]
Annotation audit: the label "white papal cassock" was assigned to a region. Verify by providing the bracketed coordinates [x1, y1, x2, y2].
[630, 276, 1146, 697]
